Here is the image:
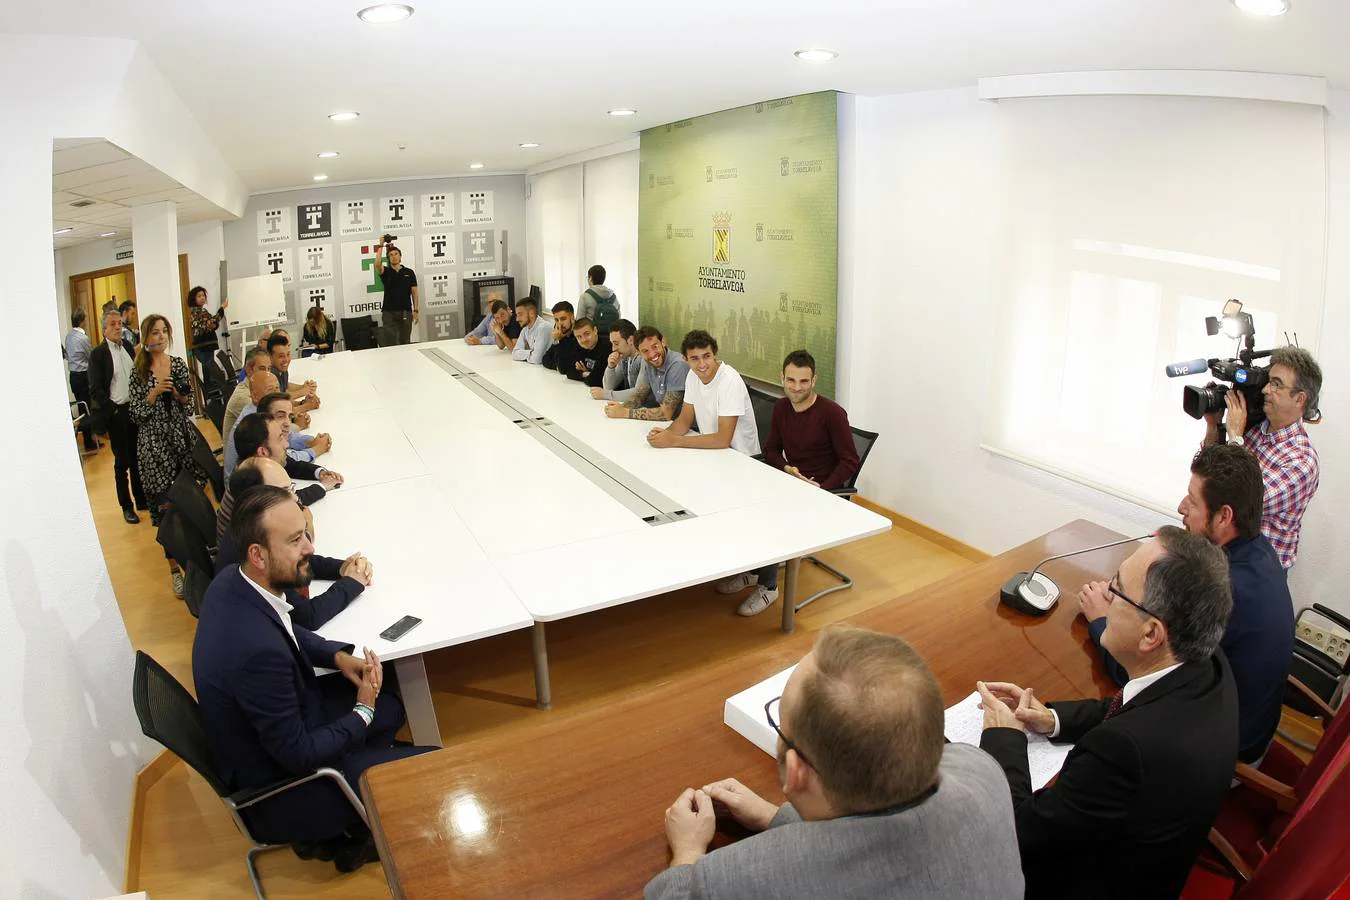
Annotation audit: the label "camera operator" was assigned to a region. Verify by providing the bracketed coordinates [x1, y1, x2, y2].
[373, 237, 418, 346]
[1202, 346, 1322, 569]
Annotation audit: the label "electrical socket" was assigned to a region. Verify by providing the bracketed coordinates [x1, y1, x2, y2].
[1299, 617, 1350, 666]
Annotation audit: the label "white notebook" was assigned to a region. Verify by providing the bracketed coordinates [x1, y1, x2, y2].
[726, 669, 1073, 792]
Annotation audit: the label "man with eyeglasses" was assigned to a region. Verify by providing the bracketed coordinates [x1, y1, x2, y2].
[978, 527, 1238, 900]
[646, 624, 1023, 900]
[1077, 444, 1293, 765]
[1201, 345, 1322, 569]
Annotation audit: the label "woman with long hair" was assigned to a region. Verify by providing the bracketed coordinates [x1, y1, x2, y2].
[129, 314, 208, 597]
[188, 285, 228, 349]
[302, 305, 336, 355]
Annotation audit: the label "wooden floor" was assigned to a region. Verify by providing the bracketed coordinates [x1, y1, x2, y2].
[85, 420, 975, 898]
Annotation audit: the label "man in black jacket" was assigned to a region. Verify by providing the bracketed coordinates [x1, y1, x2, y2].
[978, 526, 1238, 900]
[565, 317, 613, 388]
[542, 300, 579, 373]
[88, 308, 146, 522]
[214, 458, 371, 630]
[1078, 445, 1293, 764]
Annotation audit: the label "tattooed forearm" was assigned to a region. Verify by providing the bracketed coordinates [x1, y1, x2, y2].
[629, 390, 683, 421]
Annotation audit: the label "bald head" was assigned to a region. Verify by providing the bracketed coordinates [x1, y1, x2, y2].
[236, 456, 290, 489]
[248, 369, 280, 404]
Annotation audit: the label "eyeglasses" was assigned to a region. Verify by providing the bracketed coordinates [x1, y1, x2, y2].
[1108, 576, 1166, 626]
[764, 696, 811, 768]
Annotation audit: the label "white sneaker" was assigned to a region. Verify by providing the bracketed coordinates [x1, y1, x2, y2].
[171, 571, 185, 600]
[737, 587, 780, 617]
[715, 572, 758, 595]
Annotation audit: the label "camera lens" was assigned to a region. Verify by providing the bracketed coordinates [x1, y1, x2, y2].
[1182, 384, 1228, 419]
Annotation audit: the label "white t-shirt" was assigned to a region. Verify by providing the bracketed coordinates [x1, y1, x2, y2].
[683, 361, 761, 457]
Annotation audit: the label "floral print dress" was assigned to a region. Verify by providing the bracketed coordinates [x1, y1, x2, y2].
[129, 355, 206, 524]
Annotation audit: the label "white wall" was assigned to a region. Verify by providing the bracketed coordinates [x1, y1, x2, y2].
[2, 33, 244, 898]
[846, 86, 1350, 618]
[54, 220, 227, 344]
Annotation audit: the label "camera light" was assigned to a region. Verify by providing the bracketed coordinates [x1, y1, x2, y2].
[1222, 318, 1242, 339]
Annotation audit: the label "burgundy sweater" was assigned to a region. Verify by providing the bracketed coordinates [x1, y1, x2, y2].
[761, 395, 860, 490]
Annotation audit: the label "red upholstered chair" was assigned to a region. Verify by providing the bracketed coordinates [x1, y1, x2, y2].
[1200, 738, 1350, 899]
[1198, 685, 1350, 891]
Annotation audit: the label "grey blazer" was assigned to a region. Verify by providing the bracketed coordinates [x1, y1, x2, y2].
[644, 743, 1024, 900]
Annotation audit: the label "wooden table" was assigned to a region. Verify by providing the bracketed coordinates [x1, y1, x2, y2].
[360, 520, 1132, 899]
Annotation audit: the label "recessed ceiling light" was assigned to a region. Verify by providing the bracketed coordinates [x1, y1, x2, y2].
[100, 231, 117, 237]
[317, 150, 340, 159]
[519, 142, 540, 149]
[794, 48, 839, 62]
[1232, 0, 1290, 13]
[328, 111, 360, 121]
[53, 228, 73, 235]
[357, 4, 414, 24]
[607, 108, 637, 117]
[468, 163, 484, 170]
[313, 174, 329, 181]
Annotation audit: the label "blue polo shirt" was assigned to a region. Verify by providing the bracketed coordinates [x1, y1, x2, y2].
[1089, 534, 1293, 762]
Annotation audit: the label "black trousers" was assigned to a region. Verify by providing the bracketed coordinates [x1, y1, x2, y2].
[106, 404, 147, 511]
[69, 371, 96, 449]
[240, 672, 436, 844]
[380, 310, 413, 346]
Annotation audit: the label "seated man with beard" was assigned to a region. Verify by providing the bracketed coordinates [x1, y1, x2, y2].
[192, 485, 436, 872]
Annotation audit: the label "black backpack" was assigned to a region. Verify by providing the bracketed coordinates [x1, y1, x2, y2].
[587, 288, 619, 332]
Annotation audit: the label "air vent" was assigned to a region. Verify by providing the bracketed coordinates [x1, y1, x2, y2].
[69, 199, 96, 208]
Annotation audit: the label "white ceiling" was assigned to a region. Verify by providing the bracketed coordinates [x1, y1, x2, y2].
[52, 139, 232, 250]
[11, 1, 1350, 195]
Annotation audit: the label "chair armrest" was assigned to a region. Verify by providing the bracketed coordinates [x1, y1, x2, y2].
[228, 766, 368, 826]
[1206, 827, 1254, 882]
[1286, 674, 1338, 720]
[1234, 762, 1298, 814]
[829, 487, 858, 499]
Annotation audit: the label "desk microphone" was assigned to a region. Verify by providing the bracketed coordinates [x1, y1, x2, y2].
[999, 534, 1152, 616]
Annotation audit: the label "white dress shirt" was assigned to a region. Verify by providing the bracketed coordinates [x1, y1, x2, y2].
[240, 569, 299, 652]
[107, 338, 134, 405]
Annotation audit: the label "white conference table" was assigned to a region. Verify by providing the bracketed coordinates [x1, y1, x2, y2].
[288, 339, 890, 744]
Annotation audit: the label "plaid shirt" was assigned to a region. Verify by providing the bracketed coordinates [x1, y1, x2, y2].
[1242, 420, 1320, 568]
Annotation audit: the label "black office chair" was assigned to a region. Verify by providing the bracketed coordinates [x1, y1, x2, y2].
[339, 315, 377, 352]
[132, 651, 368, 898]
[790, 426, 881, 613]
[182, 561, 212, 618]
[167, 469, 218, 554]
[156, 506, 215, 579]
[746, 384, 779, 456]
[192, 435, 226, 503]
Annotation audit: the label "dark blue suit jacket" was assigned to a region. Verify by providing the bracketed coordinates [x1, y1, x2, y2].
[1089, 534, 1293, 762]
[192, 566, 365, 798]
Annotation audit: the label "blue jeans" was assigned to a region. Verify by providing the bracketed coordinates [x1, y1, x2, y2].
[753, 563, 779, 591]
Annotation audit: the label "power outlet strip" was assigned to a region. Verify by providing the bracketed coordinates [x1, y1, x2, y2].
[1297, 618, 1350, 667]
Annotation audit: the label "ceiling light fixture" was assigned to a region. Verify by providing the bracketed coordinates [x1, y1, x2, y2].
[1232, 0, 1290, 14]
[468, 163, 484, 170]
[518, 142, 539, 149]
[357, 4, 415, 24]
[794, 48, 839, 62]
[317, 150, 340, 158]
[607, 108, 637, 117]
[329, 111, 360, 121]
[53, 228, 73, 235]
[313, 174, 329, 181]
[100, 231, 117, 237]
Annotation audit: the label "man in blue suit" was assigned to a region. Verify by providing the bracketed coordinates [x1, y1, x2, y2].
[193, 484, 435, 871]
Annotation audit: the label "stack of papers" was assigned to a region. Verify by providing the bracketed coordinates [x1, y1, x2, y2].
[944, 691, 1072, 790]
[725, 671, 1073, 792]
